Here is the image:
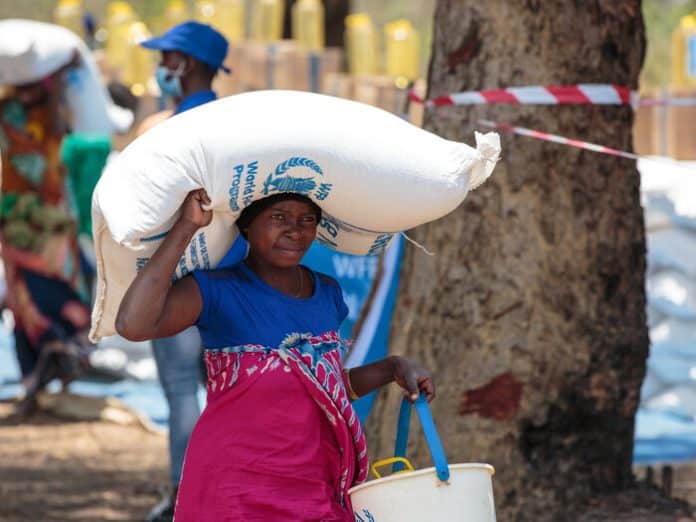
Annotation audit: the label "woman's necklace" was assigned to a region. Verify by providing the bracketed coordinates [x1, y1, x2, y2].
[294, 266, 304, 298]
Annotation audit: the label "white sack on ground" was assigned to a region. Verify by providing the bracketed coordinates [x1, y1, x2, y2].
[637, 158, 696, 463]
[0, 19, 133, 134]
[90, 90, 501, 340]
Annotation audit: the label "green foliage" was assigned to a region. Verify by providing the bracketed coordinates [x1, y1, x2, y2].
[4, 0, 695, 89]
[642, 0, 696, 89]
[0, 0, 176, 26]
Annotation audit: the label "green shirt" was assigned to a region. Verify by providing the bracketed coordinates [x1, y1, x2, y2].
[60, 133, 111, 237]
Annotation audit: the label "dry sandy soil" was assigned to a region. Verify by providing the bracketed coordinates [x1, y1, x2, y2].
[0, 401, 166, 521]
[1, 398, 696, 522]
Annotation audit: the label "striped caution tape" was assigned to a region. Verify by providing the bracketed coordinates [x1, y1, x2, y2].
[479, 120, 696, 169]
[478, 119, 638, 159]
[409, 84, 696, 108]
[478, 120, 696, 169]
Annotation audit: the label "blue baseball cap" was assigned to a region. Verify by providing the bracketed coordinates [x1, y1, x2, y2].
[140, 21, 230, 73]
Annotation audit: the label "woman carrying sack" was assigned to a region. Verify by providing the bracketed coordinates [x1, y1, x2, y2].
[0, 56, 93, 416]
[116, 189, 435, 520]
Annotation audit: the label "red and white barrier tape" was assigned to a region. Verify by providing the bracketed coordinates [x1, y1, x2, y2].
[479, 119, 696, 170]
[410, 84, 633, 107]
[478, 119, 653, 162]
[409, 84, 696, 108]
[636, 98, 696, 107]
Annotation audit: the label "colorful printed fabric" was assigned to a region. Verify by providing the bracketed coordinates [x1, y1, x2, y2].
[174, 331, 368, 521]
[0, 96, 90, 349]
[0, 99, 66, 204]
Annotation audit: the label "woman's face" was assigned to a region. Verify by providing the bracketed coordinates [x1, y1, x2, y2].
[245, 199, 319, 268]
[14, 80, 50, 108]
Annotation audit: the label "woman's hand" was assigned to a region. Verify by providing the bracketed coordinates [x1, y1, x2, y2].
[391, 356, 436, 403]
[179, 189, 212, 230]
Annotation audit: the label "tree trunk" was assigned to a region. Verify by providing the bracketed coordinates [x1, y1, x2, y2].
[367, 2, 650, 520]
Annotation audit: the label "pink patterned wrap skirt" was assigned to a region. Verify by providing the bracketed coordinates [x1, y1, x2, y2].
[174, 331, 368, 521]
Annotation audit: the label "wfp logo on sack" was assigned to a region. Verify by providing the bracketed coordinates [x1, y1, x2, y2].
[263, 157, 322, 195]
[262, 157, 333, 202]
[229, 156, 333, 212]
[64, 68, 84, 92]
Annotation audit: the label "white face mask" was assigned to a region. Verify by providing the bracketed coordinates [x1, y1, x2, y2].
[155, 61, 185, 98]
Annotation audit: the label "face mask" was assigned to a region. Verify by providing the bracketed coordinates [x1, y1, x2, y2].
[155, 61, 185, 98]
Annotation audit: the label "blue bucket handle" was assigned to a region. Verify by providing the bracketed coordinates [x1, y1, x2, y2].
[393, 393, 450, 482]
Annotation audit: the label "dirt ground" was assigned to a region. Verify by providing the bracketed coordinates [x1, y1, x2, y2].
[0, 401, 167, 522]
[2, 398, 696, 522]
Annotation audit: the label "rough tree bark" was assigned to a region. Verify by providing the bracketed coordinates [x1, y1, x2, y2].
[366, 2, 655, 520]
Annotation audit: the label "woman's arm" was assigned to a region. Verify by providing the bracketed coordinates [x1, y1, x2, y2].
[346, 356, 435, 402]
[115, 190, 212, 341]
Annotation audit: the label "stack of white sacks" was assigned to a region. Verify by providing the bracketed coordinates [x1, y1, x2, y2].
[90, 90, 501, 341]
[0, 19, 132, 134]
[637, 158, 696, 459]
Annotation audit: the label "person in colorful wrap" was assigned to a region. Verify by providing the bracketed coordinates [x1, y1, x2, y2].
[116, 189, 435, 521]
[0, 52, 92, 416]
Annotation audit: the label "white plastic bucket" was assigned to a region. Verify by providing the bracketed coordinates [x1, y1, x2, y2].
[349, 462, 496, 522]
[349, 396, 496, 521]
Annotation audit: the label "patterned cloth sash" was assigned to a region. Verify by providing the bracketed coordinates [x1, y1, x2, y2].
[203, 331, 368, 507]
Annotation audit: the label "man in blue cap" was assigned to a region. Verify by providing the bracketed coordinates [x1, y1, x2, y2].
[138, 21, 246, 522]
[141, 20, 230, 115]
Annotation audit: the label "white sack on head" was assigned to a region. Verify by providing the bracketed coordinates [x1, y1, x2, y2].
[0, 19, 133, 134]
[90, 90, 500, 340]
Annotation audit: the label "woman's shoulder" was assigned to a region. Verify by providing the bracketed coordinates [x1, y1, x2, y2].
[194, 263, 251, 285]
[308, 268, 340, 287]
[309, 269, 343, 298]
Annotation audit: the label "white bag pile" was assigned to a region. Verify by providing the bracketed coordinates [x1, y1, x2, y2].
[90, 90, 500, 340]
[0, 19, 132, 134]
[638, 159, 696, 419]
